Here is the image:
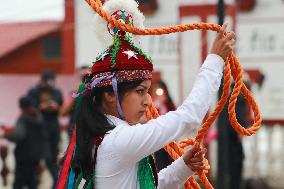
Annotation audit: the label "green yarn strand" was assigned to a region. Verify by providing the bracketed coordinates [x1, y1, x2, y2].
[138, 157, 156, 189]
[73, 82, 86, 121]
[111, 36, 122, 68]
[84, 177, 93, 189]
[73, 171, 94, 189]
[86, 157, 156, 189]
[74, 172, 83, 189]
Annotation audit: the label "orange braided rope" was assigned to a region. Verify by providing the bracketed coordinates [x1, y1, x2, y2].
[86, 0, 262, 188]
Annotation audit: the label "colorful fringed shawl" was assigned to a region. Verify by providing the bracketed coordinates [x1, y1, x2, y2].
[56, 128, 158, 189]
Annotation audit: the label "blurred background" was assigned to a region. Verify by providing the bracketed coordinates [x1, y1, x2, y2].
[0, 0, 284, 188]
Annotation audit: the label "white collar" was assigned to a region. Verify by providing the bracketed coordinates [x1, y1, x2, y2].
[105, 114, 129, 127]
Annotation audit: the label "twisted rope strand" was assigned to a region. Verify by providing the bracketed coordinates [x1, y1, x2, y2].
[87, 0, 262, 188]
[228, 54, 262, 135]
[195, 58, 231, 142]
[87, 0, 222, 35]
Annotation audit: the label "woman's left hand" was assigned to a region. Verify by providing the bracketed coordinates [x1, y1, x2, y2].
[182, 142, 208, 173]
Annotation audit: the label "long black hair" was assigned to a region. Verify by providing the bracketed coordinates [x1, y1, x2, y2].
[71, 79, 144, 179]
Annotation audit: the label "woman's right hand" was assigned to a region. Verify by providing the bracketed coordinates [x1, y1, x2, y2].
[210, 23, 236, 61]
[183, 142, 208, 173]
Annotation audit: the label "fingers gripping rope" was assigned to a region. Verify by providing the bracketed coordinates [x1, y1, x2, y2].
[87, 0, 262, 188]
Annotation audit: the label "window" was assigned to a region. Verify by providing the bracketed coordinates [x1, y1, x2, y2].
[136, 0, 158, 14]
[42, 36, 62, 59]
[103, 0, 158, 14]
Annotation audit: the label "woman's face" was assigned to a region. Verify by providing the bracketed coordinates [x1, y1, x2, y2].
[121, 80, 152, 125]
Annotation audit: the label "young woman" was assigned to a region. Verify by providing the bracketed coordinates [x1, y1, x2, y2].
[58, 0, 236, 188]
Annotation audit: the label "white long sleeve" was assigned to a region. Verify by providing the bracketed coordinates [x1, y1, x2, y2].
[157, 157, 194, 189]
[111, 54, 224, 162]
[95, 54, 224, 189]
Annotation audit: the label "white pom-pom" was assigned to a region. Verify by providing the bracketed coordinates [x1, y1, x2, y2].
[94, 0, 145, 49]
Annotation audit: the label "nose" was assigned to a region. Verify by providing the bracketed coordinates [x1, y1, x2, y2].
[143, 94, 151, 107]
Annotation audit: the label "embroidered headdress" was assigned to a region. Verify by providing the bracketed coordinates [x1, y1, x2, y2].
[73, 0, 153, 98]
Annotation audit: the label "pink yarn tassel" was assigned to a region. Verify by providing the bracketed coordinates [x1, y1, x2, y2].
[56, 128, 77, 189]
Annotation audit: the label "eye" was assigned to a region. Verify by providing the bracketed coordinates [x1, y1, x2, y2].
[136, 89, 145, 94]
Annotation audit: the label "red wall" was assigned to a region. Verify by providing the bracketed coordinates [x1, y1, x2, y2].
[62, 0, 75, 74]
[0, 32, 62, 74]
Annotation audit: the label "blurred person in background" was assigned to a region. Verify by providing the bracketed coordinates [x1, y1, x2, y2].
[217, 80, 251, 189]
[151, 80, 176, 115]
[0, 96, 46, 189]
[27, 69, 63, 188]
[150, 80, 175, 171]
[60, 66, 90, 138]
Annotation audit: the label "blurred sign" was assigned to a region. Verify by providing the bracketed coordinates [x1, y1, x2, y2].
[141, 34, 178, 60]
[237, 19, 284, 120]
[237, 22, 284, 58]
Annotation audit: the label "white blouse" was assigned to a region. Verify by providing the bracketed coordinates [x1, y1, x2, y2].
[95, 54, 224, 189]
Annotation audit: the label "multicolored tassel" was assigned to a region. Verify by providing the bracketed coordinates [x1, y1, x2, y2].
[56, 128, 77, 189]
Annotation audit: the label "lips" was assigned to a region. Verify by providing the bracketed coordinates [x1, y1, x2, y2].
[139, 110, 146, 114]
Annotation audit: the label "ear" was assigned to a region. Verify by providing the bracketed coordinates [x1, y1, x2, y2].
[103, 92, 116, 103]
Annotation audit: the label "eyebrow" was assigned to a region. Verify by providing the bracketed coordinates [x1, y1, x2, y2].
[139, 84, 147, 89]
